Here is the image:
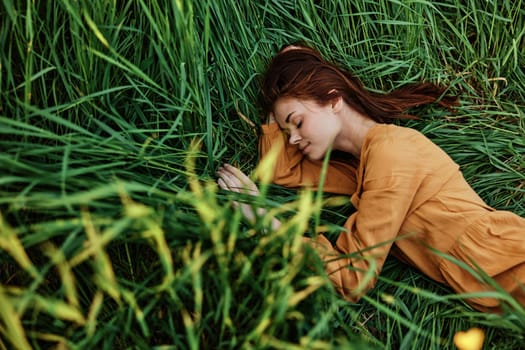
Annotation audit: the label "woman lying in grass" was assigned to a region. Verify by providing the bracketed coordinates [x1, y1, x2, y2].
[216, 45, 525, 313]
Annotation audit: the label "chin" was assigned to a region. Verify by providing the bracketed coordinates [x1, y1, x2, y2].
[306, 152, 323, 161]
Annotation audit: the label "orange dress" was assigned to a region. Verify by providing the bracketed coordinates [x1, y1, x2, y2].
[259, 122, 525, 312]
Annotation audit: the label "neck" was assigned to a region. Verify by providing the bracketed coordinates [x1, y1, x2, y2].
[332, 104, 377, 158]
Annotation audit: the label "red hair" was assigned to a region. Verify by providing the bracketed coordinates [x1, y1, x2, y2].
[261, 46, 458, 122]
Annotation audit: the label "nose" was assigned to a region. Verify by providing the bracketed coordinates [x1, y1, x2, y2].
[289, 131, 302, 145]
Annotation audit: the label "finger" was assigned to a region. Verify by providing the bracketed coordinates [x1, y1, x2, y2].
[218, 165, 259, 195]
[217, 178, 229, 191]
[223, 164, 256, 188]
[218, 166, 245, 189]
[217, 166, 237, 179]
[217, 169, 244, 193]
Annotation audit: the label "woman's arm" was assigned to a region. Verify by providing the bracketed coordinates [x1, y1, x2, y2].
[259, 122, 358, 195]
[306, 133, 428, 301]
[309, 172, 417, 302]
[216, 155, 418, 303]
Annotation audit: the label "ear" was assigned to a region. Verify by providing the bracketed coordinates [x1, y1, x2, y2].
[331, 95, 343, 113]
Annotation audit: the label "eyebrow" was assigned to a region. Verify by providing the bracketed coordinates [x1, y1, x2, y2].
[285, 112, 294, 124]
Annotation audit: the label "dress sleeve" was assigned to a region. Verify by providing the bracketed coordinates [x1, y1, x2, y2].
[259, 123, 358, 195]
[307, 138, 426, 301]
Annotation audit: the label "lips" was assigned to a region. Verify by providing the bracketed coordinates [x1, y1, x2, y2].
[300, 143, 311, 154]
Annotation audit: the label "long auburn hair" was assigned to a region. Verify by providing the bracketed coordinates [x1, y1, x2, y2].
[261, 46, 458, 122]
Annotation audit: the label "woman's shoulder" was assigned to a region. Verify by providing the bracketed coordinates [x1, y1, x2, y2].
[362, 123, 456, 169]
[369, 123, 424, 140]
[364, 124, 430, 152]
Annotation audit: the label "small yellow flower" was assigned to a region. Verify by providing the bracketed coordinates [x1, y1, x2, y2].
[453, 327, 485, 350]
[380, 293, 395, 305]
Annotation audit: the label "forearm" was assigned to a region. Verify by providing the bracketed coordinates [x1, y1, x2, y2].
[259, 123, 304, 185]
[302, 234, 378, 302]
[259, 123, 357, 195]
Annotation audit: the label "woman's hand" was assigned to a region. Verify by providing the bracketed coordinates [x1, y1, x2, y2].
[266, 112, 276, 125]
[216, 164, 281, 230]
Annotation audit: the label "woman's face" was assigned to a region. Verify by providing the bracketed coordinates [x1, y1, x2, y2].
[273, 96, 342, 160]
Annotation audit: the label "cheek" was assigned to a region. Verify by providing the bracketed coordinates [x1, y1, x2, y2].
[303, 125, 319, 141]
[312, 127, 338, 151]
[316, 122, 337, 140]
[303, 113, 339, 141]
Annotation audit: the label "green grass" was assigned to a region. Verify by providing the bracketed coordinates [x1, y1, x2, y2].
[1, 0, 524, 349]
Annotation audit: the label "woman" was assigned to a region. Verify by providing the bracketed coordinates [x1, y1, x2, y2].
[216, 45, 525, 313]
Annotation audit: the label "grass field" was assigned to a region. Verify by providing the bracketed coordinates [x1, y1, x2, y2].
[1, 0, 524, 349]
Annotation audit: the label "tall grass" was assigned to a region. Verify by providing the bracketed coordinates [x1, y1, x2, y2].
[1, 0, 524, 349]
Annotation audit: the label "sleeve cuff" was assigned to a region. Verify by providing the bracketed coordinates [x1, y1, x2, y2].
[261, 122, 281, 134]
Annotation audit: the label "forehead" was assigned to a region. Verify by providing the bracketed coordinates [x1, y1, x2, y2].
[274, 97, 317, 124]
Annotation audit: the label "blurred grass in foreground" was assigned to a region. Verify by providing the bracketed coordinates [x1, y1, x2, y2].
[1, 0, 524, 348]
